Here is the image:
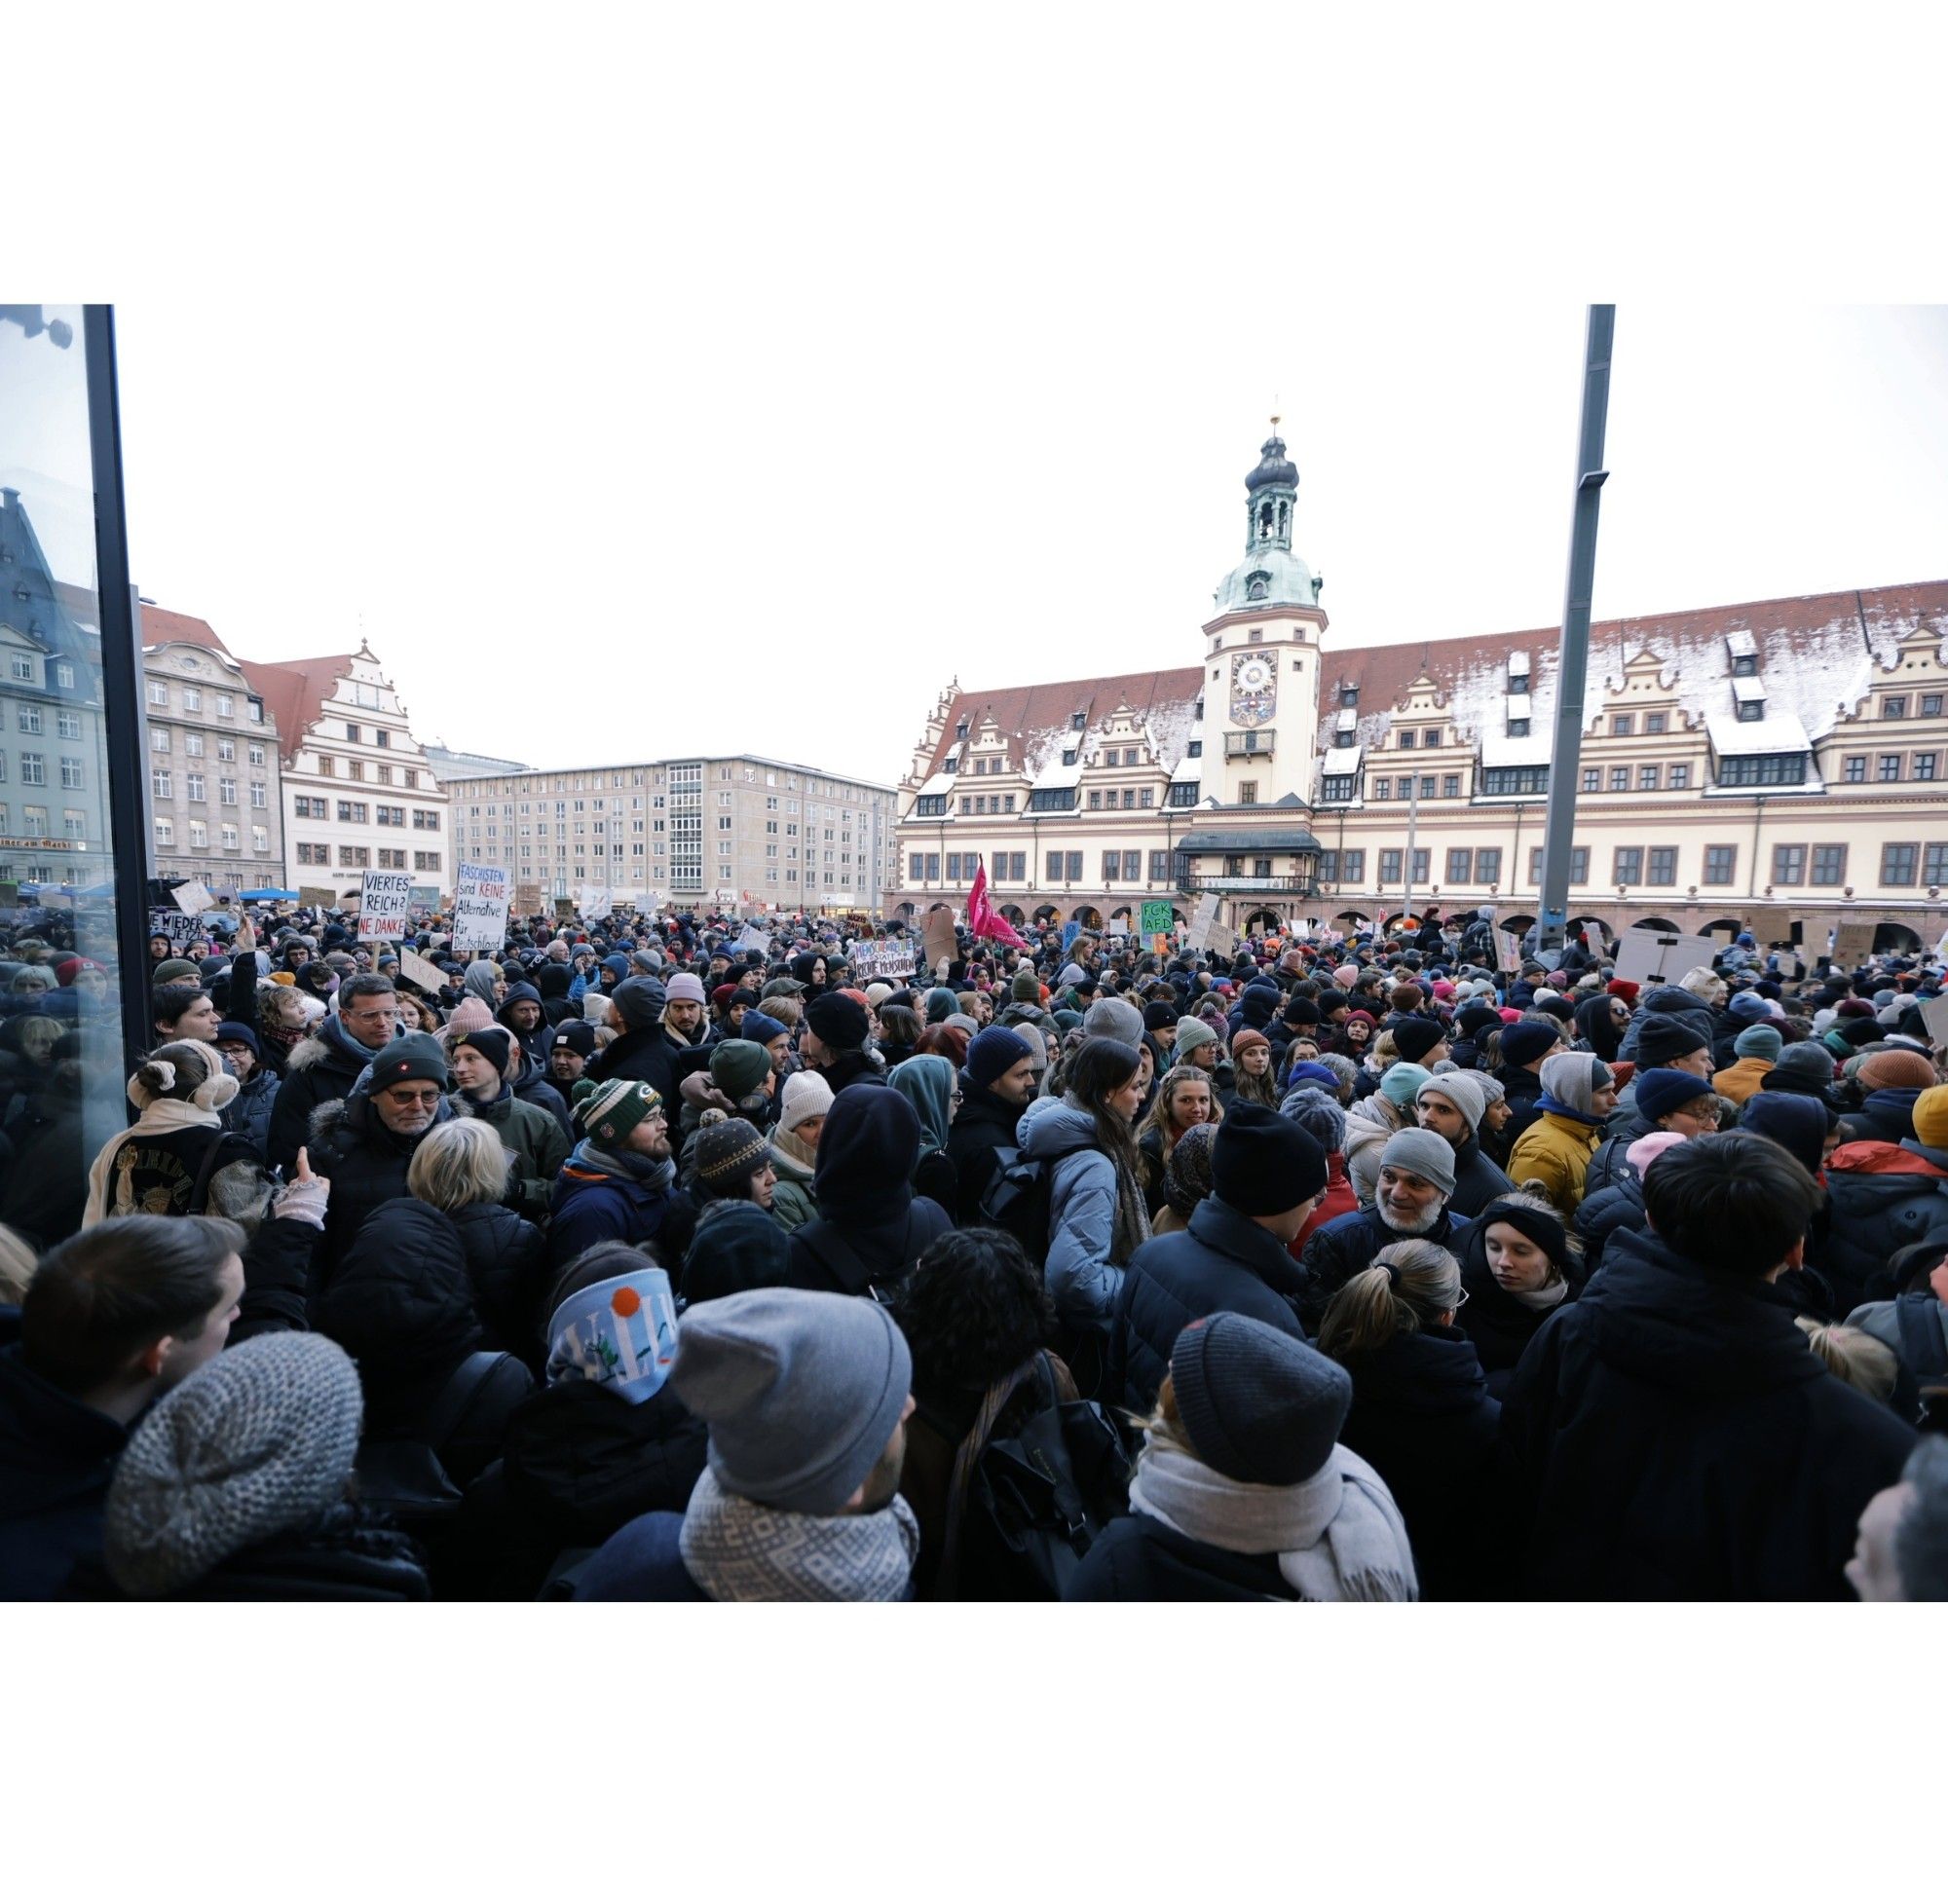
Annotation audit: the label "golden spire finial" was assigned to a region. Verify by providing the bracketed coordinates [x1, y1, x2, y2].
[1271, 394, 1281, 432]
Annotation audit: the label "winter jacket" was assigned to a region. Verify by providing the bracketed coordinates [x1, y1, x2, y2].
[1343, 1093, 1410, 1208]
[1019, 1098, 1139, 1328]
[944, 1079, 1024, 1225]
[68, 1505, 431, 1601]
[1615, 986, 1716, 1066]
[1456, 1224, 1582, 1394]
[767, 1132, 819, 1234]
[1819, 1139, 1948, 1308]
[1845, 1289, 1948, 1392]
[1108, 1195, 1311, 1413]
[548, 1145, 697, 1275]
[582, 1021, 685, 1101]
[1710, 1056, 1773, 1106]
[1294, 1205, 1476, 1333]
[507, 1045, 573, 1140]
[448, 1085, 569, 1223]
[1443, 1135, 1516, 1219]
[786, 1087, 951, 1298]
[1844, 1087, 1925, 1146]
[1508, 1109, 1603, 1218]
[0, 1325, 129, 1598]
[496, 983, 550, 1064]
[571, 1510, 709, 1601]
[305, 1088, 459, 1288]
[1496, 1225, 1917, 1599]
[447, 1201, 549, 1364]
[223, 1065, 281, 1160]
[266, 1019, 394, 1175]
[1065, 1509, 1300, 1601]
[1572, 1166, 1650, 1278]
[1291, 1151, 1359, 1257]
[1485, 1062, 1547, 1165]
[1335, 1325, 1500, 1600]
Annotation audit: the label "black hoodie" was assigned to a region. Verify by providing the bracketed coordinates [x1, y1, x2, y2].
[787, 1085, 951, 1295]
[1497, 1225, 1915, 1599]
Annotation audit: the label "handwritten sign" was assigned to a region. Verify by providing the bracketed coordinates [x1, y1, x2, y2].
[450, 860, 510, 953]
[357, 870, 414, 943]
[1140, 900, 1175, 936]
[398, 947, 446, 993]
[299, 884, 338, 911]
[850, 941, 918, 981]
[1829, 920, 1876, 967]
[170, 878, 216, 915]
[1742, 904, 1793, 945]
[1919, 995, 1948, 1055]
[923, 906, 958, 976]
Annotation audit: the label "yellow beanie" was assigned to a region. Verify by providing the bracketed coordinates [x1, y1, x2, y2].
[1913, 1084, 1948, 1150]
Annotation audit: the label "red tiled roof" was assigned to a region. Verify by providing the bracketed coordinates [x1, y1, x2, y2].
[236, 653, 357, 766]
[138, 605, 234, 657]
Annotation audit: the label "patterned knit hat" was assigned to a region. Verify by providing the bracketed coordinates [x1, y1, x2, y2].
[694, 1116, 772, 1194]
[573, 1076, 664, 1143]
[103, 1333, 364, 1597]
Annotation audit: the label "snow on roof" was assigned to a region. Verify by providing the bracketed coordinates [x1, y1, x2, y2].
[1505, 692, 1533, 724]
[915, 770, 957, 799]
[1725, 629, 1758, 657]
[1323, 744, 1364, 774]
[1508, 650, 1531, 676]
[1732, 675, 1766, 704]
[1706, 711, 1812, 756]
[1170, 753, 1203, 782]
[1031, 757, 1084, 791]
[1480, 732, 1555, 767]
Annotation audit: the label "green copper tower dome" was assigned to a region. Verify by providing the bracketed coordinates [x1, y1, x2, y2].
[1212, 420, 1319, 614]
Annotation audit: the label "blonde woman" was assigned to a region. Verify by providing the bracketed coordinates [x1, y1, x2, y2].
[407, 1117, 547, 1363]
[1318, 1237, 1499, 1598]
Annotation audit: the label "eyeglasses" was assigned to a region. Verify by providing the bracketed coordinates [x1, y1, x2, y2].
[385, 1087, 443, 1106]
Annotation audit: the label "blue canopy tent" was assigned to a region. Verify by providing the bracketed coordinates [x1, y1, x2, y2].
[240, 887, 300, 901]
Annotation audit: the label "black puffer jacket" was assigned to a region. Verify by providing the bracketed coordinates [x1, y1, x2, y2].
[944, 1079, 1022, 1225]
[1108, 1197, 1310, 1414]
[1334, 1325, 1500, 1600]
[1065, 1510, 1299, 1601]
[583, 1021, 684, 1099]
[1818, 1139, 1948, 1308]
[446, 1201, 550, 1366]
[305, 1088, 458, 1288]
[266, 1019, 391, 1175]
[1294, 1206, 1475, 1332]
[1496, 1225, 1916, 1599]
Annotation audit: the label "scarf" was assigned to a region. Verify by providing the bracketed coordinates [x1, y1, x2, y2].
[83, 1097, 232, 1228]
[319, 1010, 393, 1073]
[1127, 1442, 1418, 1602]
[1510, 1276, 1571, 1314]
[564, 1138, 677, 1194]
[1535, 1094, 1605, 1130]
[678, 1468, 919, 1601]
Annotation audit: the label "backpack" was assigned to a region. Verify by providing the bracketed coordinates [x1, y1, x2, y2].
[792, 1208, 931, 1303]
[976, 1145, 1054, 1268]
[937, 1352, 1134, 1600]
[353, 1350, 518, 1525]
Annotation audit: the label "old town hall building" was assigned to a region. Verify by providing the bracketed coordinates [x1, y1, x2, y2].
[890, 424, 1948, 954]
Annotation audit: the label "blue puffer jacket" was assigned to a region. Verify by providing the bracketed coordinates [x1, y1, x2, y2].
[1017, 1098, 1136, 1328]
[549, 1143, 696, 1274]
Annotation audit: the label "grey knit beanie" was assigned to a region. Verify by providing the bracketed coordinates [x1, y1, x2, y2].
[671, 1287, 913, 1515]
[1082, 996, 1145, 1046]
[1174, 1016, 1218, 1058]
[1169, 1314, 1351, 1486]
[1378, 1126, 1458, 1198]
[1540, 1050, 1613, 1117]
[104, 1333, 364, 1597]
[1417, 1070, 1487, 1135]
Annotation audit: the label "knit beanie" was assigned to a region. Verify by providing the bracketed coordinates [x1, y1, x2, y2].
[1012, 970, 1043, 1003]
[1230, 1026, 1271, 1058]
[1633, 1014, 1709, 1067]
[153, 958, 201, 984]
[612, 976, 667, 1030]
[1083, 996, 1145, 1045]
[965, 1025, 1035, 1091]
[778, 1068, 835, 1135]
[367, 1031, 449, 1093]
[671, 1287, 914, 1514]
[709, 1039, 773, 1102]
[214, 1020, 260, 1057]
[1540, 1051, 1612, 1116]
[1378, 1127, 1457, 1197]
[924, 986, 958, 1026]
[1378, 1062, 1433, 1109]
[1914, 1086, 1948, 1151]
[1168, 1314, 1351, 1487]
[1173, 1016, 1219, 1060]
[446, 994, 494, 1035]
[740, 1010, 788, 1049]
[574, 1076, 664, 1143]
[664, 973, 708, 1006]
[1733, 1024, 1782, 1062]
[1607, 979, 1640, 1004]
[456, 1025, 513, 1074]
[1143, 999, 1179, 1031]
[1635, 1066, 1716, 1123]
[1391, 1019, 1446, 1064]
[104, 1333, 364, 1597]
[1457, 1003, 1502, 1040]
[1728, 990, 1771, 1022]
[1857, 1050, 1938, 1094]
[545, 1262, 680, 1402]
[1769, 1041, 1835, 1089]
[693, 1116, 772, 1194]
[1739, 1094, 1829, 1176]
[1626, 1130, 1690, 1175]
[1499, 1020, 1562, 1067]
[554, 1019, 597, 1058]
[1286, 1060, 1340, 1093]
[805, 990, 870, 1051]
[1161, 1121, 1219, 1221]
[1210, 1102, 1328, 1214]
[1417, 1070, 1486, 1135]
[1477, 1073, 1506, 1105]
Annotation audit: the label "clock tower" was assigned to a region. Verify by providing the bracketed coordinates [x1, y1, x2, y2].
[1200, 420, 1329, 805]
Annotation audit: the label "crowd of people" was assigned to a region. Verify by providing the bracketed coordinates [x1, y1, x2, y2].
[2, 895, 1946, 1601]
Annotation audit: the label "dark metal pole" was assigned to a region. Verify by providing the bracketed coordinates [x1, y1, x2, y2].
[1536, 305, 1615, 959]
[83, 305, 153, 1071]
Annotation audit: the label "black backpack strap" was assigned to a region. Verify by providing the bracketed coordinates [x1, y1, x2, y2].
[795, 1217, 879, 1297]
[427, 1350, 516, 1451]
[1894, 1293, 1948, 1384]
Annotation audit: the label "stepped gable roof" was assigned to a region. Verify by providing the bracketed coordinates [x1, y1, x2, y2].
[1314, 579, 1948, 756]
[923, 666, 1205, 781]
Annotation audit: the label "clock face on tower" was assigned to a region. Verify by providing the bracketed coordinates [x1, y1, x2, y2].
[1230, 650, 1278, 728]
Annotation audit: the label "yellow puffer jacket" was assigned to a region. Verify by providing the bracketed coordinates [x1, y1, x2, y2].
[1710, 1057, 1772, 1106]
[1508, 1109, 1603, 1218]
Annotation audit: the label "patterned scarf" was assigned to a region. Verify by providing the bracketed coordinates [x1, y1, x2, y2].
[678, 1469, 918, 1601]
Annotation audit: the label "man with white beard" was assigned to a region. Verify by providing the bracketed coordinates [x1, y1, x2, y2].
[1295, 1128, 1476, 1331]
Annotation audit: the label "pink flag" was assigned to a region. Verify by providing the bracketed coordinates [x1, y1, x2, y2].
[967, 861, 1028, 950]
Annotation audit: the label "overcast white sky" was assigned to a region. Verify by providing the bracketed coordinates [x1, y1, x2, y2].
[19, 14, 1948, 793]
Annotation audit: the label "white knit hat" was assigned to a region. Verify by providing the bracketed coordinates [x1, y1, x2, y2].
[779, 1068, 834, 1135]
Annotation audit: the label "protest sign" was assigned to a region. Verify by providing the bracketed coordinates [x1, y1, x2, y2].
[923, 906, 958, 975]
[450, 860, 510, 953]
[1140, 900, 1175, 936]
[514, 881, 543, 916]
[399, 948, 446, 992]
[357, 870, 414, 942]
[1742, 904, 1793, 945]
[1612, 926, 1720, 989]
[850, 941, 918, 981]
[734, 923, 770, 955]
[299, 884, 338, 911]
[1920, 995, 1948, 1054]
[1830, 920, 1876, 967]
[149, 909, 196, 943]
[170, 878, 216, 916]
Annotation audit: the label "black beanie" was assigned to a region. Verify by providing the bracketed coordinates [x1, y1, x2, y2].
[1633, 1013, 1708, 1066]
[456, 1026, 513, 1074]
[1210, 1102, 1328, 1215]
[1169, 1314, 1350, 1486]
[554, 1020, 597, 1058]
[1317, 989, 1349, 1016]
[1143, 1000, 1179, 1031]
[1283, 995, 1320, 1026]
[365, 1031, 449, 1093]
[1499, 1021, 1561, 1067]
[805, 990, 870, 1051]
[1457, 1003, 1501, 1039]
[1391, 1019, 1445, 1064]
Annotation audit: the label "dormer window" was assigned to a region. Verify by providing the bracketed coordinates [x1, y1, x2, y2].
[943, 757, 958, 772]
[1069, 712, 1086, 732]
[1737, 699, 1765, 723]
[955, 719, 969, 737]
[1508, 719, 1530, 737]
[1732, 655, 1757, 679]
[1193, 699, 1204, 721]
[1339, 686, 1359, 708]
[1187, 739, 1202, 759]
[1508, 673, 1529, 694]
[1062, 748, 1077, 766]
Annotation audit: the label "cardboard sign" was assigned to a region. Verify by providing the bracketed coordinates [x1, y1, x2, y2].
[398, 947, 446, 992]
[1611, 926, 1721, 989]
[1742, 904, 1793, 945]
[850, 941, 918, 981]
[734, 923, 770, 955]
[923, 906, 958, 974]
[149, 908, 197, 943]
[299, 884, 338, 912]
[1499, 930, 1522, 972]
[1139, 900, 1175, 936]
[357, 870, 414, 943]
[450, 860, 510, 953]
[1830, 920, 1877, 967]
[1920, 995, 1948, 1054]
[170, 878, 216, 915]
[514, 881, 543, 916]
